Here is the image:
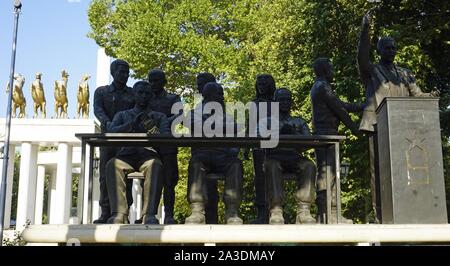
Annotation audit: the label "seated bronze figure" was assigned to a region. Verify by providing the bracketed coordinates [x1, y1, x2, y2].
[105, 81, 168, 224]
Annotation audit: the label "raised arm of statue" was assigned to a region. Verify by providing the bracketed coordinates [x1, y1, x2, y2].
[357, 10, 373, 84]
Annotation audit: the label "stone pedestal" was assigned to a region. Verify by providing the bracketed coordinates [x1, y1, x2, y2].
[376, 97, 447, 224]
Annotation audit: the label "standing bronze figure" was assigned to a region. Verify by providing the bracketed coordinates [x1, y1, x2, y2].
[196, 72, 220, 224]
[148, 69, 182, 224]
[310, 58, 363, 224]
[357, 10, 436, 222]
[249, 74, 276, 224]
[31, 72, 46, 119]
[93, 59, 135, 223]
[77, 74, 91, 119]
[54, 70, 69, 119]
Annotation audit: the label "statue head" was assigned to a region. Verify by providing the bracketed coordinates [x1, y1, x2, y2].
[313, 58, 334, 83]
[110, 59, 130, 86]
[35, 73, 42, 79]
[148, 69, 167, 94]
[202, 82, 224, 105]
[196, 72, 216, 94]
[14, 74, 25, 85]
[132, 81, 152, 108]
[273, 88, 292, 114]
[82, 74, 91, 81]
[256, 74, 276, 99]
[61, 70, 69, 79]
[377, 37, 397, 64]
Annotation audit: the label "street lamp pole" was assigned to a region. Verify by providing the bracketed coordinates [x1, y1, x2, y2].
[0, 0, 22, 246]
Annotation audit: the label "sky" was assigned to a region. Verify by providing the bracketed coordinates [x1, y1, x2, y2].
[0, 0, 105, 119]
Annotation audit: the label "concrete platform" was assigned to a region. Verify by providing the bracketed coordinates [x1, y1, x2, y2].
[21, 224, 450, 244]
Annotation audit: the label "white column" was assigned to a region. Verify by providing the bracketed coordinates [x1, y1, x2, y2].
[1, 144, 16, 228]
[129, 179, 142, 223]
[82, 145, 96, 224]
[136, 182, 142, 221]
[158, 204, 164, 225]
[50, 143, 73, 224]
[92, 147, 100, 221]
[129, 181, 137, 224]
[34, 165, 46, 225]
[16, 143, 38, 231]
[48, 169, 57, 223]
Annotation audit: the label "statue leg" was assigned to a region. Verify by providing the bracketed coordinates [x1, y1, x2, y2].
[205, 178, 218, 224]
[34, 103, 38, 118]
[222, 158, 243, 225]
[54, 104, 59, 119]
[368, 132, 381, 223]
[315, 147, 353, 224]
[161, 153, 179, 224]
[105, 158, 134, 224]
[250, 149, 268, 224]
[293, 158, 316, 224]
[64, 104, 68, 118]
[140, 157, 164, 224]
[93, 147, 116, 224]
[42, 102, 46, 119]
[185, 155, 207, 224]
[264, 158, 284, 224]
[20, 104, 25, 118]
[12, 104, 17, 118]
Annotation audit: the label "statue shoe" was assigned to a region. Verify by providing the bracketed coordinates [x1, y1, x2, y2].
[93, 214, 110, 224]
[106, 213, 129, 224]
[295, 203, 316, 224]
[185, 203, 206, 224]
[269, 207, 284, 225]
[225, 205, 243, 225]
[164, 216, 177, 225]
[143, 215, 160, 225]
[226, 216, 243, 225]
[185, 213, 205, 224]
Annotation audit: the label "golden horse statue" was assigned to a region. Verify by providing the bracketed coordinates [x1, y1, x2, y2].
[54, 70, 69, 119]
[77, 74, 91, 119]
[31, 72, 46, 118]
[7, 73, 26, 118]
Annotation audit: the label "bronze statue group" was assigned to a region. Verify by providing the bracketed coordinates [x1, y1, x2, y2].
[93, 10, 437, 225]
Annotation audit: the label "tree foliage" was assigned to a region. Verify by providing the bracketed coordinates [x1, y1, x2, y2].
[88, 0, 450, 223]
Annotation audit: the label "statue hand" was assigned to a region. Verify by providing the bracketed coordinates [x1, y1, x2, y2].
[134, 112, 149, 126]
[146, 125, 160, 135]
[430, 90, 440, 97]
[362, 8, 374, 26]
[142, 118, 157, 132]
